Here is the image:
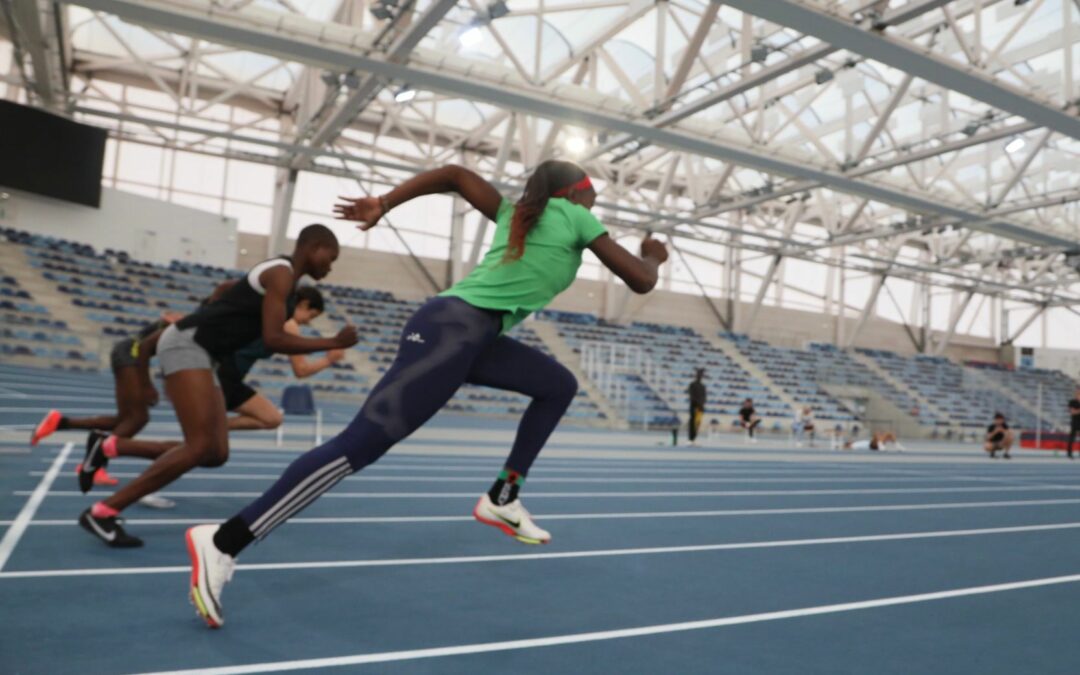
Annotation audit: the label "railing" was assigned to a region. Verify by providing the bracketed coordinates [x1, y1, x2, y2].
[580, 341, 674, 430]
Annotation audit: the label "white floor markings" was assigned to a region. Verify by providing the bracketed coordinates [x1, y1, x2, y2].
[26, 471, 998, 485]
[0, 442, 72, 572]
[4, 520, 1080, 580]
[20, 485, 1080, 499]
[8, 496, 1080, 527]
[126, 571, 1080, 675]
[43, 458, 927, 476]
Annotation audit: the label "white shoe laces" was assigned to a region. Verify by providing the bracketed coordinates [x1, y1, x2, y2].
[209, 551, 236, 596]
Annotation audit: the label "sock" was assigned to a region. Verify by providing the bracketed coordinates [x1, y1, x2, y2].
[488, 469, 525, 506]
[213, 515, 255, 557]
[103, 435, 119, 458]
[57, 416, 71, 430]
[91, 502, 119, 519]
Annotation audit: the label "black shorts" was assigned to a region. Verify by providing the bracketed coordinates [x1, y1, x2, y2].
[215, 360, 257, 411]
[989, 432, 1005, 444]
[109, 337, 138, 371]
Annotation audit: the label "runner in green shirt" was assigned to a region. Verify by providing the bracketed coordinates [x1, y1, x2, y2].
[186, 159, 668, 627]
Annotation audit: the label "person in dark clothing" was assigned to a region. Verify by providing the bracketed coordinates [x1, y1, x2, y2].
[687, 368, 706, 446]
[1068, 388, 1080, 459]
[739, 398, 761, 442]
[76, 224, 357, 549]
[984, 412, 1013, 459]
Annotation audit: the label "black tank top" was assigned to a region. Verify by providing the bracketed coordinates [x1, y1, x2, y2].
[176, 256, 293, 358]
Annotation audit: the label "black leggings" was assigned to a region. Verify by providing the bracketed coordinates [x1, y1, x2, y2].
[1069, 422, 1080, 455]
[232, 297, 578, 543]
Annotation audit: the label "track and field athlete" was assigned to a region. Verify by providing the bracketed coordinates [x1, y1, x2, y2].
[184, 160, 669, 627]
[77, 225, 357, 548]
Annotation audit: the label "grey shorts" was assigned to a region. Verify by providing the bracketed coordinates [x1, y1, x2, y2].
[157, 324, 213, 377]
[109, 337, 138, 371]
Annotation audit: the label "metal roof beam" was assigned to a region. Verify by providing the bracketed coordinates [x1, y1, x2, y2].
[64, 0, 1079, 253]
[294, 0, 458, 167]
[725, 0, 1080, 141]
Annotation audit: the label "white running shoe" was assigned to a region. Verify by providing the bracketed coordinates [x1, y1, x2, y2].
[186, 524, 235, 628]
[139, 493, 176, 509]
[473, 494, 551, 545]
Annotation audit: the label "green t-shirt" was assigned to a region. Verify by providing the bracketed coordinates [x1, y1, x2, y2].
[440, 197, 608, 332]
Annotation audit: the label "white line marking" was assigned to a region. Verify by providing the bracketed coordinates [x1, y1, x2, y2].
[0, 442, 72, 572]
[43, 459, 921, 476]
[8, 496, 1080, 527]
[126, 571, 1080, 675]
[21, 485, 1080, 499]
[26, 471, 986, 485]
[5, 520, 1080, 580]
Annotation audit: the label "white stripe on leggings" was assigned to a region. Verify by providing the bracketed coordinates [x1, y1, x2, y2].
[249, 457, 349, 534]
[253, 466, 352, 538]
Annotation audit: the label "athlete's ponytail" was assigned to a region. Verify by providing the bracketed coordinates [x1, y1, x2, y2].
[505, 160, 587, 262]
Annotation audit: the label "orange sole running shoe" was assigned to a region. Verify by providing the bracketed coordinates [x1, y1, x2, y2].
[31, 410, 62, 446]
[73, 467, 118, 487]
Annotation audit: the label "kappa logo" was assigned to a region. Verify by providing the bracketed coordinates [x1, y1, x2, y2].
[405, 332, 426, 344]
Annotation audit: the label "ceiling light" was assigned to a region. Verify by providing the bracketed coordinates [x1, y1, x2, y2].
[487, 0, 510, 20]
[459, 26, 483, 47]
[394, 86, 416, 103]
[564, 136, 588, 156]
[1005, 137, 1026, 154]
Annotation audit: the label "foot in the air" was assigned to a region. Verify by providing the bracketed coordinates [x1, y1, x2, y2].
[186, 525, 235, 628]
[78, 431, 109, 494]
[31, 410, 62, 446]
[473, 494, 551, 545]
[78, 508, 143, 548]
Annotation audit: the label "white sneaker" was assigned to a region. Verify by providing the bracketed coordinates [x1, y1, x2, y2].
[473, 494, 551, 545]
[186, 524, 235, 628]
[139, 493, 176, 509]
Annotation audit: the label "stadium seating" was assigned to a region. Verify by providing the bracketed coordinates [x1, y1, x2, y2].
[722, 335, 856, 423]
[1, 225, 1077, 432]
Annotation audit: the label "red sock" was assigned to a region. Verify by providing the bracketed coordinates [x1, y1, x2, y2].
[91, 502, 120, 519]
[103, 435, 119, 458]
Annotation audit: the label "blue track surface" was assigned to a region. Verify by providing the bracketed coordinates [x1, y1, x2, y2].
[3, 367, 1080, 673]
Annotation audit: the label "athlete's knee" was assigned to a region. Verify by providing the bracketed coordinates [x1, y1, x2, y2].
[190, 435, 229, 467]
[548, 365, 578, 404]
[199, 445, 230, 468]
[258, 408, 284, 430]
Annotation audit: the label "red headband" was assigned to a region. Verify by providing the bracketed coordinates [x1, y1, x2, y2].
[553, 176, 593, 198]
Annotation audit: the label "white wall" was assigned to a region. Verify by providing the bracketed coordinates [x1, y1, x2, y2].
[0, 186, 238, 267]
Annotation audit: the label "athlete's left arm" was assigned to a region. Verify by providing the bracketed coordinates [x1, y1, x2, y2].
[284, 319, 339, 378]
[334, 165, 503, 228]
[260, 266, 358, 355]
[589, 235, 669, 294]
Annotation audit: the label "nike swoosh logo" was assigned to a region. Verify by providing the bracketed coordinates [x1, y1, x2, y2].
[490, 510, 520, 529]
[86, 516, 116, 542]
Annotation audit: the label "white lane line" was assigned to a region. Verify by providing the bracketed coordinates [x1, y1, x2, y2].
[126, 570, 1080, 675]
[0, 442, 73, 572]
[40, 459, 910, 476]
[22, 485, 1080, 499]
[9, 497, 1080, 527]
[5, 520, 1080, 580]
[26, 471, 986, 485]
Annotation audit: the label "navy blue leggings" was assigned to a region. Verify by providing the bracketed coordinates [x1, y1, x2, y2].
[235, 297, 578, 541]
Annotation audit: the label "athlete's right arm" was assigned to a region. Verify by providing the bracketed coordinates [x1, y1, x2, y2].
[334, 165, 502, 228]
[259, 266, 358, 354]
[207, 279, 238, 304]
[588, 235, 669, 294]
[135, 328, 164, 406]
